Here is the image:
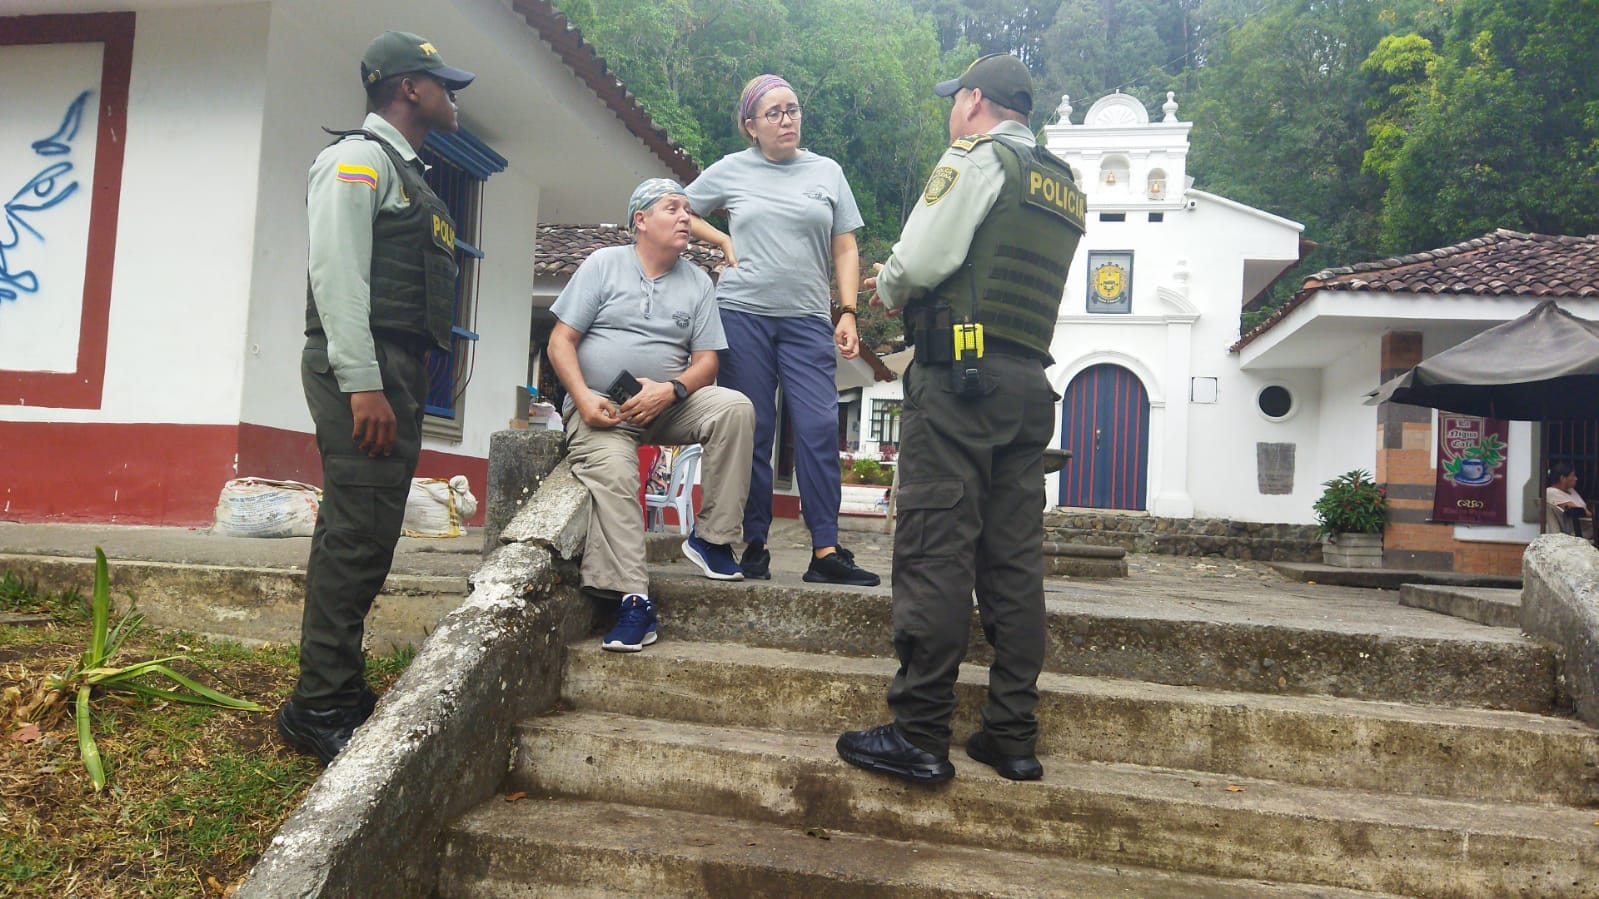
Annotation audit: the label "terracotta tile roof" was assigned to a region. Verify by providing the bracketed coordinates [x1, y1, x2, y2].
[535, 224, 726, 279]
[507, 0, 698, 182]
[1231, 229, 1599, 352]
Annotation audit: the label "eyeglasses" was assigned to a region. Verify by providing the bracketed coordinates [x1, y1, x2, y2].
[756, 105, 803, 124]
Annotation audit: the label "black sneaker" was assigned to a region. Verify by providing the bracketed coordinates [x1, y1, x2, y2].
[965, 730, 1043, 781]
[804, 548, 880, 586]
[836, 723, 955, 784]
[276, 699, 365, 765]
[740, 542, 772, 580]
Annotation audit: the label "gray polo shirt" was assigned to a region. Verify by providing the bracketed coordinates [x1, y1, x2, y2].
[550, 245, 725, 413]
[684, 147, 862, 319]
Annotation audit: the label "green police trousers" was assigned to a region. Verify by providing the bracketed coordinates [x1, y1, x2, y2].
[887, 352, 1056, 757]
[293, 333, 427, 709]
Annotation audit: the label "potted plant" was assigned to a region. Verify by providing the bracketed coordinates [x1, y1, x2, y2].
[1313, 469, 1389, 567]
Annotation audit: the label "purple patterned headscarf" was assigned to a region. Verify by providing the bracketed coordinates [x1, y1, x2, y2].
[738, 74, 792, 130]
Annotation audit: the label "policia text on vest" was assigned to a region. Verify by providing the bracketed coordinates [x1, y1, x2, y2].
[906, 134, 1085, 385]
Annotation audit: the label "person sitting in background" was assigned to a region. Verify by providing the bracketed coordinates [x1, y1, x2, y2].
[1545, 462, 1591, 538]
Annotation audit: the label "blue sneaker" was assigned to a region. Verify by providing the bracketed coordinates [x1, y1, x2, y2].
[682, 530, 744, 580]
[601, 593, 658, 652]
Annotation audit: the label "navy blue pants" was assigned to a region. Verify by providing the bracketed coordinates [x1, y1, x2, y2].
[718, 310, 841, 550]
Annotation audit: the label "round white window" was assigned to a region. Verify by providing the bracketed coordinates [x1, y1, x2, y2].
[1257, 384, 1294, 421]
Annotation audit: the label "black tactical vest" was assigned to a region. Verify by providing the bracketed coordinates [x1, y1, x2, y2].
[925, 134, 1085, 357]
[305, 130, 459, 353]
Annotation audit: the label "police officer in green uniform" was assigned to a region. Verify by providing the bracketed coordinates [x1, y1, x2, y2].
[276, 32, 474, 765]
[837, 54, 1085, 784]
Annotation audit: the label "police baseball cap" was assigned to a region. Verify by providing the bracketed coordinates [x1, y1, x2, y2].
[361, 31, 475, 91]
[934, 53, 1032, 116]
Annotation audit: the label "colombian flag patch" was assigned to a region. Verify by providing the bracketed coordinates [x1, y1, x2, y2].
[335, 163, 378, 190]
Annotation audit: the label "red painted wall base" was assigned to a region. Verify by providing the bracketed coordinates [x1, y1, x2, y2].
[0, 420, 487, 527]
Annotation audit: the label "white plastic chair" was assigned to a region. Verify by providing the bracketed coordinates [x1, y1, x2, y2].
[645, 444, 702, 534]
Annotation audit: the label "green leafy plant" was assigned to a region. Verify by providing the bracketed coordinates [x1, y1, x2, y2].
[841, 457, 895, 486]
[35, 548, 264, 791]
[1313, 469, 1389, 538]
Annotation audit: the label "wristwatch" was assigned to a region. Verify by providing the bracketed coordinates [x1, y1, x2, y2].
[669, 379, 689, 404]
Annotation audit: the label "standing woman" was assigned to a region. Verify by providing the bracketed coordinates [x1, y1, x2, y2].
[686, 74, 880, 586]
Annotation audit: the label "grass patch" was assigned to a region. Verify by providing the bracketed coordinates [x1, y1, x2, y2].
[1, 575, 414, 897]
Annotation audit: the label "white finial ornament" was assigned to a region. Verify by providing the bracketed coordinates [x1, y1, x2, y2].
[1056, 93, 1073, 124]
[1163, 91, 1179, 122]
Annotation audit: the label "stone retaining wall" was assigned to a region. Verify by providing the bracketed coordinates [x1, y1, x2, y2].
[1045, 510, 1322, 562]
[1521, 534, 1599, 725]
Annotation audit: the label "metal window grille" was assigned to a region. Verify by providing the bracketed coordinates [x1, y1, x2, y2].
[869, 400, 901, 447]
[416, 127, 506, 426]
[418, 149, 481, 421]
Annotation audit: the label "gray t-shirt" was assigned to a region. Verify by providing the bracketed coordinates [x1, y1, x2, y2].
[550, 245, 725, 413]
[685, 148, 863, 319]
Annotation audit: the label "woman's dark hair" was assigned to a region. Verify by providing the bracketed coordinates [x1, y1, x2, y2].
[1548, 461, 1576, 486]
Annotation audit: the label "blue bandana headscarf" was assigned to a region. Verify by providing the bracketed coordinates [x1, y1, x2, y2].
[627, 178, 687, 233]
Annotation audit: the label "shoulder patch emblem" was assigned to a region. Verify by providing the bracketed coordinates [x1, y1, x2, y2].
[923, 166, 960, 205]
[335, 163, 378, 191]
[948, 133, 993, 155]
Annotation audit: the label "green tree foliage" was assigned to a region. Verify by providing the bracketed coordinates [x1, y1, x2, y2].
[1187, 0, 1416, 299]
[1374, 0, 1599, 251]
[559, 0, 960, 250]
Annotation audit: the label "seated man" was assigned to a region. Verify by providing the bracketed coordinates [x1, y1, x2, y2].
[547, 179, 755, 652]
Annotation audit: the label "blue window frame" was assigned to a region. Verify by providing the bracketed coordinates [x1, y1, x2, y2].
[418, 127, 506, 423]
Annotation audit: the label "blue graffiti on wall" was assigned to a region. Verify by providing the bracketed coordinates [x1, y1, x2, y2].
[1, 90, 93, 302]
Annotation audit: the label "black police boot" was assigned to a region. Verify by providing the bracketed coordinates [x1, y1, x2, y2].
[276, 699, 365, 765]
[740, 542, 772, 580]
[965, 730, 1043, 781]
[836, 723, 955, 784]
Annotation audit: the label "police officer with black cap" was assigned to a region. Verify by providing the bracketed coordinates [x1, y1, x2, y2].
[837, 53, 1085, 784]
[276, 31, 475, 764]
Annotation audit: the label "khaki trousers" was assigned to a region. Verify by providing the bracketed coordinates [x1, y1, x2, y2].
[565, 385, 754, 595]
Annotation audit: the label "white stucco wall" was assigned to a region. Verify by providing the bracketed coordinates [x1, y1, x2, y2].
[1, 4, 270, 425]
[1313, 335, 1380, 491]
[235, 3, 544, 462]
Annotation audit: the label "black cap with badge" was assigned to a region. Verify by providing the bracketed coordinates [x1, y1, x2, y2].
[934, 53, 1032, 116]
[360, 31, 475, 91]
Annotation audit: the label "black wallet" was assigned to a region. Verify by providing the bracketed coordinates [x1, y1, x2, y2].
[607, 370, 643, 403]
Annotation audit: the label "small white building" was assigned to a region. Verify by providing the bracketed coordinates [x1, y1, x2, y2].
[0, 0, 694, 524]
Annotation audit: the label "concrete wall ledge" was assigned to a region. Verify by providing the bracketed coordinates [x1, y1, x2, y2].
[238, 459, 589, 897]
[1522, 535, 1599, 725]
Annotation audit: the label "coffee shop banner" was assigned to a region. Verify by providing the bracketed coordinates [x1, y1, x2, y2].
[1432, 414, 1508, 525]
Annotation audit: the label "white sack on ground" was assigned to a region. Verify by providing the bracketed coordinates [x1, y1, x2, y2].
[211, 478, 321, 538]
[403, 475, 477, 538]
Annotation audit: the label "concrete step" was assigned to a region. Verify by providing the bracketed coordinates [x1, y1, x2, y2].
[1400, 583, 1521, 629]
[438, 798, 1388, 898]
[510, 711, 1599, 898]
[0, 552, 466, 651]
[644, 571, 1561, 712]
[563, 641, 1599, 806]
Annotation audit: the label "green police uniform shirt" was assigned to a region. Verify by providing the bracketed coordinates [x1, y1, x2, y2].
[875, 119, 1040, 311]
[306, 113, 427, 394]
